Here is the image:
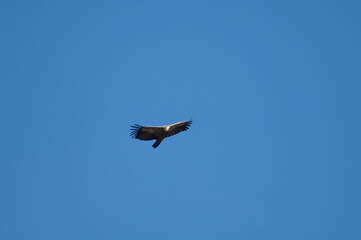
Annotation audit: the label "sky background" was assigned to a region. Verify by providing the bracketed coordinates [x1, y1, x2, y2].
[1, 0, 361, 239]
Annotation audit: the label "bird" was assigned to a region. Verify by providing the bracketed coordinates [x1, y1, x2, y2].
[130, 120, 192, 148]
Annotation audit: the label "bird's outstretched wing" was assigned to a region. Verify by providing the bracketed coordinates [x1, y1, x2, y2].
[130, 124, 165, 140]
[167, 120, 192, 137]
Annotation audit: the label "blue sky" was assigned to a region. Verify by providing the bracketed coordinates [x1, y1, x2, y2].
[1, 1, 361, 239]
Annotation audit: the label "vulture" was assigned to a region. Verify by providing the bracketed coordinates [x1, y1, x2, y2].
[130, 120, 192, 148]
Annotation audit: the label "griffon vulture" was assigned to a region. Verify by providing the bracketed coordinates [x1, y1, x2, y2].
[130, 120, 192, 148]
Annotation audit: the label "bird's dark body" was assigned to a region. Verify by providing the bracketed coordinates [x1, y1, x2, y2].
[130, 120, 192, 148]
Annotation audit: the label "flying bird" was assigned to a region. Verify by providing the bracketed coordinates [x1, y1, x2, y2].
[130, 120, 192, 148]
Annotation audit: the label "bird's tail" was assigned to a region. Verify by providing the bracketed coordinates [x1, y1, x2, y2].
[152, 139, 163, 148]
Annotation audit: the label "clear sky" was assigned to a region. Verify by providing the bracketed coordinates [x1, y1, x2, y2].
[1, 1, 361, 239]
